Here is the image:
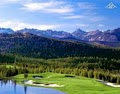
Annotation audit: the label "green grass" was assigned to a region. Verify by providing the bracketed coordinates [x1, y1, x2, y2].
[11, 72, 120, 94]
[6, 65, 14, 68]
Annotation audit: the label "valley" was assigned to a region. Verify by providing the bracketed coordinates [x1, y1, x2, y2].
[0, 28, 120, 94]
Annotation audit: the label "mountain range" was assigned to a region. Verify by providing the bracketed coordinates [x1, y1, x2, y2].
[0, 32, 120, 59]
[0, 27, 120, 47]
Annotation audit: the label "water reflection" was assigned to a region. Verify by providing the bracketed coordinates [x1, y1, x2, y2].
[0, 80, 65, 94]
[13, 80, 16, 94]
[24, 85, 27, 94]
[0, 80, 19, 94]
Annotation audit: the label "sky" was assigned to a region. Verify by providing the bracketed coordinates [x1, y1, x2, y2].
[0, 0, 120, 32]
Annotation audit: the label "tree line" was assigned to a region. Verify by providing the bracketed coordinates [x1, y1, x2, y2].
[0, 55, 120, 84]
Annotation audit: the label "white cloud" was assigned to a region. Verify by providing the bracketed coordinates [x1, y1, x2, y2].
[0, 20, 60, 30]
[23, 2, 52, 11]
[98, 24, 104, 27]
[89, 16, 105, 22]
[22, 1, 73, 14]
[6, 0, 23, 2]
[63, 15, 85, 19]
[46, 7, 73, 14]
[0, 0, 32, 5]
[77, 24, 88, 27]
[78, 2, 97, 10]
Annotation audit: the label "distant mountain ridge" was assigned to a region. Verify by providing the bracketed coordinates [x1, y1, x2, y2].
[16, 28, 75, 39]
[16, 27, 120, 43]
[0, 28, 14, 34]
[0, 27, 120, 47]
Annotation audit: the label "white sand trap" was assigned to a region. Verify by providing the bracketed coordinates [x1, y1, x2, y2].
[24, 80, 33, 84]
[98, 80, 120, 87]
[32, 83, 64, 87]
[24, 80, 64, 87]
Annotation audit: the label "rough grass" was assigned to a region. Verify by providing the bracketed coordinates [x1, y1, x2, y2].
[11, 72, 120, 94]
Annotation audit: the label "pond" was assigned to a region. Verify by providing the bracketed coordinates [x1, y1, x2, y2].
[0, 80, 65, 94]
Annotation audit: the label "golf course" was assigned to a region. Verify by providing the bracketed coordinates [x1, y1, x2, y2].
[11, 72, 120, 94]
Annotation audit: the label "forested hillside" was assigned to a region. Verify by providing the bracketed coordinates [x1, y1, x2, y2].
[0, 33, 120, 59]
[1, 56, 120, 84]
[0, 32, 120, 84]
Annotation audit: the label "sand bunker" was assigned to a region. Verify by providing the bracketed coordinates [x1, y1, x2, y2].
[98, 80, 120, 87]
[24, 80, 64, 87]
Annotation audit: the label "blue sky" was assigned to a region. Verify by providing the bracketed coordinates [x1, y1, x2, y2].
[0, 0, 120, 32]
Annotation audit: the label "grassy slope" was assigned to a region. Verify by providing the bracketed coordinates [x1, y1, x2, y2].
[12, 72, 120, 94]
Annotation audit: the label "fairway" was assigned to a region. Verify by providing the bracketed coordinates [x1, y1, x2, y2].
[12, 72, 120, 94]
